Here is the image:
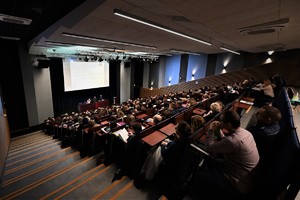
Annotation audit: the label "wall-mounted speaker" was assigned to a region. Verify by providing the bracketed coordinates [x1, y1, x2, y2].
[37, 59, 50, 68]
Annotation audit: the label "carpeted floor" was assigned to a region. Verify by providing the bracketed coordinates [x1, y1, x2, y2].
[0, 131, 166, 200]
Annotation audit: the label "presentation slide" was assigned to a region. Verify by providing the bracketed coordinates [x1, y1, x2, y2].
[63, 58, 109, 92]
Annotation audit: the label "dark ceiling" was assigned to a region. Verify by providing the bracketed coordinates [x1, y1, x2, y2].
[1, 0, 300, 59]
[0, 1, 86, 42]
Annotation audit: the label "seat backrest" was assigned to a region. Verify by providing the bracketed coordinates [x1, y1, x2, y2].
[249, 127, 300, 199]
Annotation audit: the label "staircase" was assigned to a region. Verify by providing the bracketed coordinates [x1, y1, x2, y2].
[0, 131, 163, 200]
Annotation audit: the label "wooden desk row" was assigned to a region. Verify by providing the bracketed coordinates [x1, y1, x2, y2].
[141, 123, 176, 147]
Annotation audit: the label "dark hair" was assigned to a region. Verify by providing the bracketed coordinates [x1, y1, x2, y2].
[110, 120, 118, 130]
[220, 110, 240, 129]
[260, 105, 282, 122]
[175, 120, 191, 141]
[131, 123, 142, 135]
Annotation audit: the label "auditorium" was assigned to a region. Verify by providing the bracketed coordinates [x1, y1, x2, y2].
[0, 1, 299, 199]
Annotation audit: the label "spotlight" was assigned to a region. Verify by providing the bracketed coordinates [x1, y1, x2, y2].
[84, 56, 89, 62]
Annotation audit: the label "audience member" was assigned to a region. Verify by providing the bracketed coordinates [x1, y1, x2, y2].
[247, 105, 281, 171]
[252, 79, 275, 107]
[203, 101, 223, 121]
[86, 98, 91, 104]
[152, 109, 171, 125]
[190, 115, 206, 133]
[151, 120, 192, 198]
[112, 123, 147, 183]
[189, 110, 259, 199]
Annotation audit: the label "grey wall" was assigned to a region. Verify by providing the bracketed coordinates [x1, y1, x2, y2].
[120, 61, 131, 103]
[19, 48, 54, 126]
[143, 62, 149, 88]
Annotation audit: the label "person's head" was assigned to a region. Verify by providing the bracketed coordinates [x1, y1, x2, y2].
[189, 98, 197, 106]
[161, 109, 171, 119]
[153, 114, 163, 124]
[82, 116, 90, 125]
[190, 115, 206, 133]
[255, 105, 282, 126]
[175, 120, 191, 141]
[219, 110, 241, 133]
[131, 122, 142, 136]
[125, 114, 135, 123]
[216, 101, 225, 110]
[88, 119, 95, 127]
[210, 101, 223, 113]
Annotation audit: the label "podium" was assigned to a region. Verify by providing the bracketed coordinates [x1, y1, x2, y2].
[78, 100, 109, 112]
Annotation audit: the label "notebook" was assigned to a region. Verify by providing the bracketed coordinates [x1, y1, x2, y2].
[113, 128, 130, 143]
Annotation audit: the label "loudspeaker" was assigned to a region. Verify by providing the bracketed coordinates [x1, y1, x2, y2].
[124, 62, 130, 68]
[37, 60, 50, 68]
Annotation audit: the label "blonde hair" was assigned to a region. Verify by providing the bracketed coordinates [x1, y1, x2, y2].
[210, 102, 222, 113]
[191, 115, 206, 132]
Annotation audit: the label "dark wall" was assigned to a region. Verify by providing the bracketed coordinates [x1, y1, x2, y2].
[179, 54, 189, 83]
[130, 59, 144, 99]
[206, 54, 217, 76]
[108, 60, 120, 104]
[0, 40, 28, 134]
[148, 61, 160, 88]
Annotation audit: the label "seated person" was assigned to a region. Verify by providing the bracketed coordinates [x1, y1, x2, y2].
[160, 120, 192, 175]
[203, 101, 223, 122]
[112, 123, 147, 182]
[175, 100, 186, 112]
[86, 98, 91, 104]
[152, 109, 171, 125]
[153, 113, 163, 125]
[145, 120, 192, 198]
[252, 79, 275, 107]
[190, 115, 206, 133]
[123, 114, 136, 124]
[189, 110, 259, 199]
[247, 105, 282, 171]
[186, 97, 197, 108]
[169, 102, 179, 116]
[92, 96, 97, 103]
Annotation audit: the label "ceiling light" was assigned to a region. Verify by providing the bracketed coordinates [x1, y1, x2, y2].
[0, 13, 32, 25]
[62, 32, 156, 50]
[170, 49, 201, 55]
[0, 35, 20, 40]
[114, 9, 211, 46]
[220, 47, 240, 55]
